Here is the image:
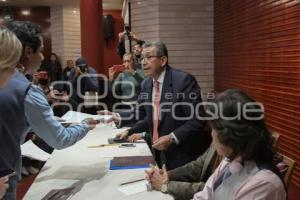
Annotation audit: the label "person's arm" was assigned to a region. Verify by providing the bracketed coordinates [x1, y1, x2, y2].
[0, 176, 8, 199]
[168, 146, 218, 199]
[117, 41, 126, 59]
[127, 119, 148, 135]
[117, 31, 126, 59]
[168, 147, 210, 182]
[24, 85, 92, 149]
[234, 170, 286, 200]
[168, 181, 205, 200]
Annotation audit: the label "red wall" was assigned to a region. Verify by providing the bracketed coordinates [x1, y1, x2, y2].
[103, 10, 124, 76]
[215, 0, 300, 187]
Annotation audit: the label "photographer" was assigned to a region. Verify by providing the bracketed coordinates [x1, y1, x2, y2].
[117, 27, 144, 69]
[66, 57, 98, 112]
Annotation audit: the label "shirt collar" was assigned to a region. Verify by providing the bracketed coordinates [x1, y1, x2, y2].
[153, 68, 166, 85]
[225, 156, 243, 174]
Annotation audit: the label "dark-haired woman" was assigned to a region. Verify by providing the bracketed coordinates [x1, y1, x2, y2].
[193, 89, 286, 200]
[49, 53, 62, 82]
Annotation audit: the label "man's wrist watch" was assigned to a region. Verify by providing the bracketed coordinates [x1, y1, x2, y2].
[160, 183, 168, 193]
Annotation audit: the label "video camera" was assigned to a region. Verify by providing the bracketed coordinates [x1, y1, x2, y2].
[78, 65, 88, 73]
[124, 25, 131, 39]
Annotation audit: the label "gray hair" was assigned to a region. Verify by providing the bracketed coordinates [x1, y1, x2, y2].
[143, 41, 168, 58]
[0, 26, 22, 70]
[123, 52, 134, 60]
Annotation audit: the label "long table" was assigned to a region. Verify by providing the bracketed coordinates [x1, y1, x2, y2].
[24, 124, 173, 200]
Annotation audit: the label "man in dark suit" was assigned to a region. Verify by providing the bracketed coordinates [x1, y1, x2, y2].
[100, 41, 210, 169]
[145, 145, 220, 200]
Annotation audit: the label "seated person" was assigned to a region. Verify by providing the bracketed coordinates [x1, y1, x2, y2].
[109, 53, 144, 106]
[146, 145, 221, 200]
[192, 89, 286, 200]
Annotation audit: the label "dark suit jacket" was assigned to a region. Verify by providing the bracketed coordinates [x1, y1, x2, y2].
[167, 146, 217, 200]
[119, 66, 211, 169]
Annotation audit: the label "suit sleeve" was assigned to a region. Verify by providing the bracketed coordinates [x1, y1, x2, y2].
[168, 148, 207, 182]
[167, 147, 215, 200]
[172, 74, 206, 143]
[168, 181, 205, 200]
[127, 119, 148, 135]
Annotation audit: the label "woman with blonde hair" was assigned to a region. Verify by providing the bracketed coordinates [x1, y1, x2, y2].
[0, 25, 22, 199]
[0, 26, 22, 88]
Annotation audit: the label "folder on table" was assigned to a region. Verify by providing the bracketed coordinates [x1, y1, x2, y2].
[109, 156, 155, 170]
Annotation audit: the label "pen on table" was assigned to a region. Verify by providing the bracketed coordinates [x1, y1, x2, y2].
[88, 144, 118, 148]
[120, 178, 145, 186]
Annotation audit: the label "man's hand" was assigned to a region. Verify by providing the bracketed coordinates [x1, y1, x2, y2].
[127, 133, 142, 143]
[118, 31, 126, 42]
[84, 118, 99, 130]
[152, 134, 172, 151]
[0, 176, 9, 199]
[115, 130, 128, 139]
[108, 67, 116, 81]
[145, 164, 156, 181]
[97, 110, 120, 123]
[75, 67, 83, 76]
[149, 164, 169, 191]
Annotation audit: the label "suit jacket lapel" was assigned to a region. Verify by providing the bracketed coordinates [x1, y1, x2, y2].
[200, 147, 216, 180]
[159, 66, 172, 127]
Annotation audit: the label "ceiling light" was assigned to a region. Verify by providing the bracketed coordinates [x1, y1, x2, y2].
[21, 9, 30, 16]
[137, 2, 141, 5]
[1, 0, 7, 2]
[73, 10, 77, 14]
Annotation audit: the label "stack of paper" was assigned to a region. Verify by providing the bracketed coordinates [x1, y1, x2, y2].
[61, 111, 112, 124]
[21, 140, 52, 162]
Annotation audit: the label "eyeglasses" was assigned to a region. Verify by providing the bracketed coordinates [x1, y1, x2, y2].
[140, 55, 161, 62]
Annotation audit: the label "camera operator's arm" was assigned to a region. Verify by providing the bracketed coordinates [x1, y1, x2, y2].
[68, 68, 78, 83]
[117, 31, 126, 59]
[117, 31, 145, 58]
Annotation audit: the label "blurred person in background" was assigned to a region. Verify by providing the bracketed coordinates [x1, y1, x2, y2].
[48, 52, 62, 82]
[63, 59, 75, 81]
[108, 53, 145, 106]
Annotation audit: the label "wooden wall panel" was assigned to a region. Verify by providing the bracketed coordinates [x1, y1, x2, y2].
[215, 0, 300, 187]
[50, 6, 81, 68]
[131, 0, 214, 96]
